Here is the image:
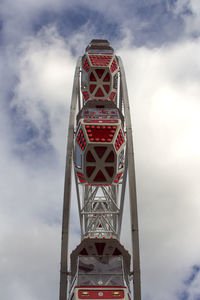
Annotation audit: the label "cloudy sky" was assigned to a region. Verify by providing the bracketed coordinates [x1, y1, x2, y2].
[0, 0, 200, 299]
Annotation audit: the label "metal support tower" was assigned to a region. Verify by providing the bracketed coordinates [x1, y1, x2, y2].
[59, 44, 141, 300]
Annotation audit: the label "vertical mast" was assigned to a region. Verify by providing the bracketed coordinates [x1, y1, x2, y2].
[59, 41, 141, 300]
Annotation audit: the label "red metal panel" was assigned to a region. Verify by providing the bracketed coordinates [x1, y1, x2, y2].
[103, 72, 110, 82]
[114, 173, 122, 183]
[90, 84, 96, 93]
[109, 92, 116, 101]
[84, 120, 118, 124]
[78, 289, 124, 299]
[86, 151, 95, 162]
[105, 151, 114, 162]
[83, 58, 90, 72]
[103, 85, 110, 93]
[94, 170, 106, 182]
[89, 55, 112, 66]
[110, 59, 118, 73]
[90, 72, 96, 81]
[95, 88, 104, 97]
[96, 69, 105, 78]
[76, 172, 86, 183]
[86, 166, 96, 178]
[82, 91, 90, 102]
[115, 130, 125, 151]
[76, 128, 87, 150]
[85, 125, 117, 142]
[94, 146, 107, 158]
[105, 167, 114, 177]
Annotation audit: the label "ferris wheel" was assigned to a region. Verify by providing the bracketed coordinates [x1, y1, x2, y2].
[59, 40, 141, 300]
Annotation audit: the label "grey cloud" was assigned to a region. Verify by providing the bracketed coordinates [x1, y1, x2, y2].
[177, 265, 200, 300]
[119, 42, 200, 299]
[0, 24, 81, 300]
[0, 0, 188, 50]
[174, 0, 200, 37]
[0, 3, 200, 300]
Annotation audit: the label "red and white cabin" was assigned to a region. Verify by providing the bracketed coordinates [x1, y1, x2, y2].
[81, 40, 119, 104]
[74, 103, 126, 185]
[69, 239, 131, 300]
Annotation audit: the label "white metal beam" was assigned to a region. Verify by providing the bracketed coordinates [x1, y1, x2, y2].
[59, 57, 81, 300]
[118, 56, 141, 300]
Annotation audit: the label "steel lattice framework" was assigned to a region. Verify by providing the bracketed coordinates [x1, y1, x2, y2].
[59, 41, 141, 300]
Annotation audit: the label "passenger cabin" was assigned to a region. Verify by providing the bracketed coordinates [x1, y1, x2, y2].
[69, 239, 131, 300]
[81, 40, 119, 104]
[74, 101, 126, 185]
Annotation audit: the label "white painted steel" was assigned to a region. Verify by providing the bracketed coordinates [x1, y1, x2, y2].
[59, 58, 81, 300]
[118, 57, 141, 300]
[59, 48, 141, 300]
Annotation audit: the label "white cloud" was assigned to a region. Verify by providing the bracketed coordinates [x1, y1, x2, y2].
[1, 15, 200, 300]
[0, 213, 60, 300]
[119, 39, 200, 299]
[0, 25, 81, 300]
[10, 26, 76, 159]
